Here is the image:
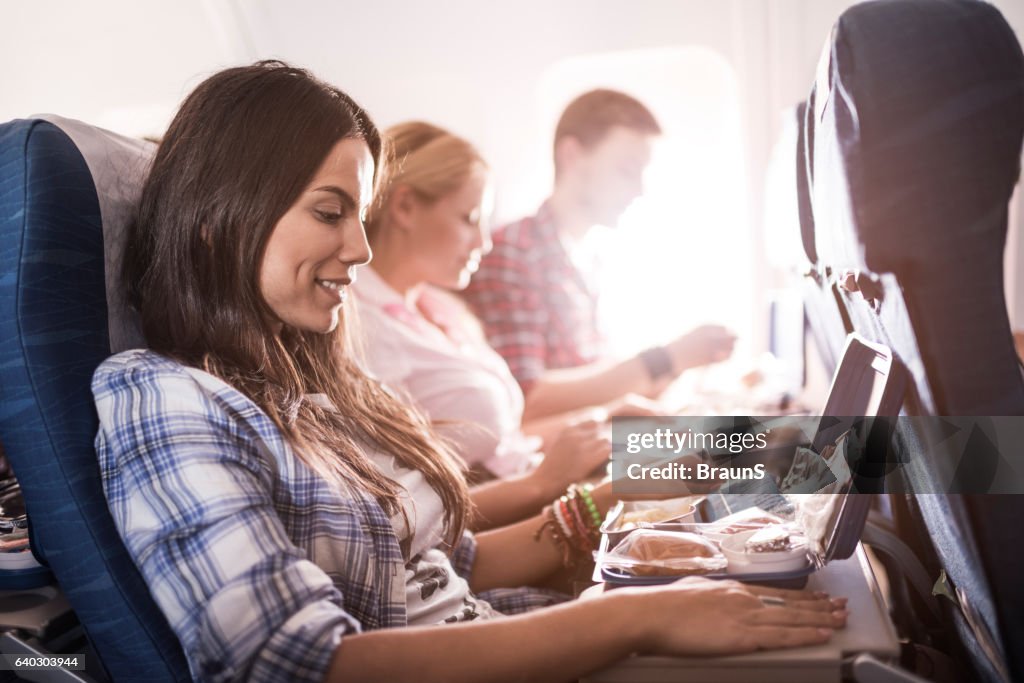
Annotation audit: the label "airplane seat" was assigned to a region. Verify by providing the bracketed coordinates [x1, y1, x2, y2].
[795, 100, 852, 380]
[801, 1, 1024, 681]
[0, 116, 191, 681]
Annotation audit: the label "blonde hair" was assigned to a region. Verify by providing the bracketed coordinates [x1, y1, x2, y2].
[367, 121, 486, 242]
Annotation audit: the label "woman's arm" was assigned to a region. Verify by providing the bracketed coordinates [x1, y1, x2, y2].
[519, 405, 604, 448]
[469, 512, 564, 591]
[469, 421, 610, 530]
[521, 357, 658, 422]
[469, 473, 554, 530]
[327, 580, 846, 683]
[520, 395, 668, 451]
[329, 589, 635, 683]
[521, 326, 737, 422]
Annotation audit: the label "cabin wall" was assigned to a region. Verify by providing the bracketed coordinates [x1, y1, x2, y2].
[4, 0, 1023, 336]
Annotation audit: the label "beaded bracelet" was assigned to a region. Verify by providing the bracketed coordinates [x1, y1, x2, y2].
[561, 497, 594, 554]
[566, 485, 599, 532]
[562, 494, 592, 548]
[536, 483, 610, 568]
[552, 498, 574, 540]
[577, 484, 603, 529]
[567, 485, 602, 545]
[534, 505, 575, 568]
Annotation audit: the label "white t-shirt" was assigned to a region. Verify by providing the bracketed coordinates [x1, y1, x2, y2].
[352, 267, 542, 478]
[364, 446, 500, 625]
[305, 393, 498, 625]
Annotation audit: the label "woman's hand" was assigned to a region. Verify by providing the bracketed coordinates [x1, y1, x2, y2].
[531, 420, 610, 496]
[469, 420, 610, 530]
[620, 578, 847, 656]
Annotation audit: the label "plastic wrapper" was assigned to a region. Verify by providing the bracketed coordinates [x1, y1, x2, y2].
[600, 529, 728, 577]
[616, 496, 702, 529]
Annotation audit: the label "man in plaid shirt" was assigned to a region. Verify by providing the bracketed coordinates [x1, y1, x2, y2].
[465, 90, 735, 423]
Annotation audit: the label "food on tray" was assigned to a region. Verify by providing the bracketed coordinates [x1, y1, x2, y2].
[605, 530, 727, 577]
[621, 507, 674, 526]
[720, 528, 810, 574]
[619, 500, 696, 528]
[744, 525, 792, 553]
[614, 505, 688, 528]
[717, 516, 783, 535]
[699, 507, 786, 542]
[631, 531, 716, 563]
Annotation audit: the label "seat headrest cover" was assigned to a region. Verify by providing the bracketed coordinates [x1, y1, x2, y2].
[35, 115, 153, 352]
[809, 0, 1024, 275]
[795, 101, 817, 265]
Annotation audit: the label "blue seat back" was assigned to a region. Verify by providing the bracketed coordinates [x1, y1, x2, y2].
[0, 117, 190, 681]
[800, 2, 1024, 681]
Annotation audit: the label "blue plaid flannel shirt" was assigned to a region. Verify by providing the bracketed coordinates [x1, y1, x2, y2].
[93, 350, 563, 683]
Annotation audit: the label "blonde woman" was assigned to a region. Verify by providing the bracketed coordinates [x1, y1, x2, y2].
[355, 122, 626, 528]
[95, 61, 846, 683]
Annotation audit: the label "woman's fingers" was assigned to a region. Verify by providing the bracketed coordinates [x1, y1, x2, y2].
[570, 419, 603, 434]
[584, 437, 611, 458]
[745, 606, 848, 629]
[766, 598, 846, 614]
[744, 625, 834, 650]
[745, 585, 848, 612]
[644, 579, 846, 658]
[745, 585, 822, 600]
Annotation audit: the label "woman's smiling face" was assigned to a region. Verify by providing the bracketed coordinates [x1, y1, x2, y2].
[259, 137, 374, 334]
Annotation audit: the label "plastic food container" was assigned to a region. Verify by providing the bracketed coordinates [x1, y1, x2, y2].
[600, 496, 703, 545]
[720, 528, 810, 574]
[698, 507, 786, 544]
[600, 529, 729, 577]
[596, 335, 905, 589]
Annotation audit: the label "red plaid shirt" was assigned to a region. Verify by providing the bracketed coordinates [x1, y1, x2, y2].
[463, 203, 605, 394]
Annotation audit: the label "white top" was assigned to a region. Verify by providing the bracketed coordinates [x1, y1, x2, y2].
[364, 443, 498, 625]
[306, 393, 498, 625]
[352, 266, 541, 478]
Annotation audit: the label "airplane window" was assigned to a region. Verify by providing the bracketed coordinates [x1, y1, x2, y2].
[535, 47, 751, 362]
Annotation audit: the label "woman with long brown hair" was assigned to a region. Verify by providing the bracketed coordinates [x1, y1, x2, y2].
[94, 60, 845, 683]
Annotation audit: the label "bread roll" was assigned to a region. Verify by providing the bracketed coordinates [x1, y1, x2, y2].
[617, 531, 722, 576]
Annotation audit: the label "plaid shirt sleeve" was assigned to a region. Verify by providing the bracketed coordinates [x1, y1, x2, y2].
[449, 530, 478, 580]
[463, 229, 549, 394]
[93, 354, 360, 683]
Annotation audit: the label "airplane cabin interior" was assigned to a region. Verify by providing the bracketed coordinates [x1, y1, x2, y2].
[1, 1, 1023, 682]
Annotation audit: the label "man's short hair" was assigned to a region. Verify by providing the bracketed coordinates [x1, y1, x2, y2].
[554, 89, 661, 161]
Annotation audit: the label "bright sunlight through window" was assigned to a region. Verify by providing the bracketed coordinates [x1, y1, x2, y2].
[537, 47, 751, 362]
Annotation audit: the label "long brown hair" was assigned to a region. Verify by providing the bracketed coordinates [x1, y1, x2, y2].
[124, 61, 470, 546]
